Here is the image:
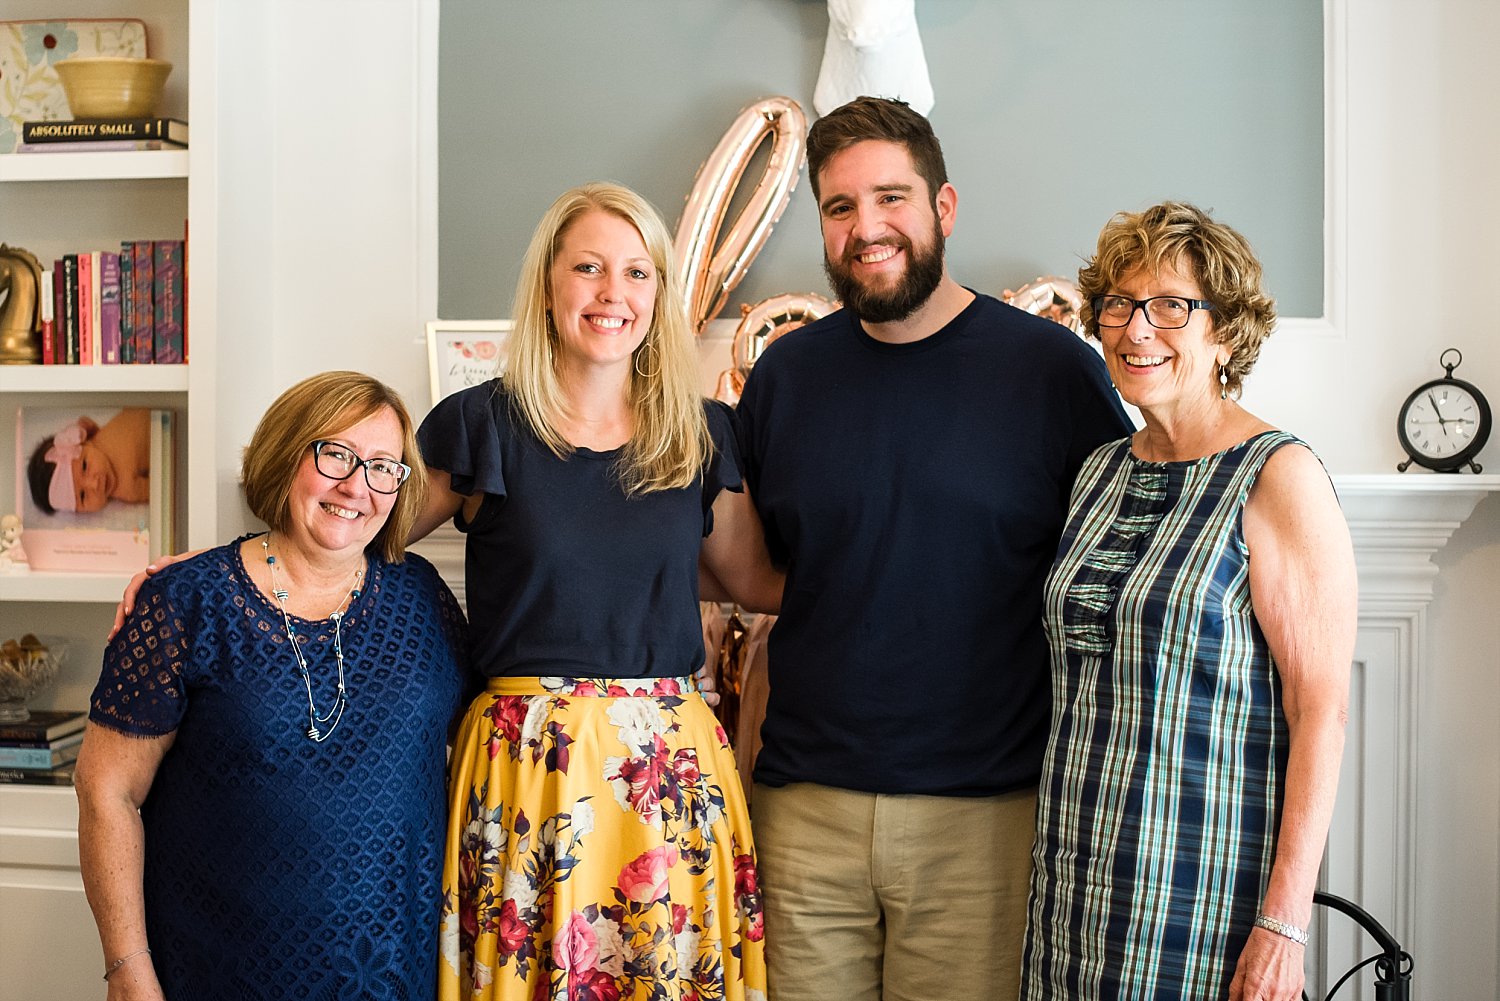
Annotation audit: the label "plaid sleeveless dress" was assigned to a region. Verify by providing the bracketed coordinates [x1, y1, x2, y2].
[1022, 430, 1303, 999]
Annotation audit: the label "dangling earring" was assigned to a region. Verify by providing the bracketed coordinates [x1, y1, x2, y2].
[634, 337, 660, 380]
[1219, 364, 1229, 400]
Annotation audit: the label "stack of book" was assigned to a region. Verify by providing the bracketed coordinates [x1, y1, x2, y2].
[39, 239, 186, 365]
[0, 710, 86, 785]
[14, 117, 189, 153]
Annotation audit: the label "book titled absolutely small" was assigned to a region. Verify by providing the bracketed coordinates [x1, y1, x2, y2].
[21, 118, 189, 146]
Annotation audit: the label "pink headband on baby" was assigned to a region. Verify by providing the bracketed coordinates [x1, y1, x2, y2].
[44, 421, 88, 512]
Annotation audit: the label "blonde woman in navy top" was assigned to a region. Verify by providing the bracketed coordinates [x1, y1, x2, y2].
[413, 183, 779, 1001]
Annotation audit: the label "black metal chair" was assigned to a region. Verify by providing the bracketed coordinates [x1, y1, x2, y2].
[1304, 890, 1414, 1000]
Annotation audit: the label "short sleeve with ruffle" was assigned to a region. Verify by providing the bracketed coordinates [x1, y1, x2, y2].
[417, 380, 510, 498]
[90, 575, 192, 737]
[702, 398, 744, 535]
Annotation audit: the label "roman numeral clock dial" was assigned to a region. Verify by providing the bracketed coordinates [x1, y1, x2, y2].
[1397, 348, 1492, 473]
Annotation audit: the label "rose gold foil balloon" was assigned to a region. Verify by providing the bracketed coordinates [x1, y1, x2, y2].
[713, 292, 839, 404]
[714, 369, 746, 406]
[674, 97, 808, 333]
[1002, 275, 1085, 334]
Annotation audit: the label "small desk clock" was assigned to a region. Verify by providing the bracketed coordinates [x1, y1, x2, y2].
[1396, 348, 1491, 473]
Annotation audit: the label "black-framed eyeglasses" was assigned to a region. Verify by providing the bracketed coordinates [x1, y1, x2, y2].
[1092, 295, 1214, 329]
[311, 440, 411, 494]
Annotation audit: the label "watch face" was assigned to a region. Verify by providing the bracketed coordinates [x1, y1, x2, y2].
[1401, 381, 1488, 462]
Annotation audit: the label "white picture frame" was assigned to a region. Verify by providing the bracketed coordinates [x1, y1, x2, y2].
[425, 319, 511, 405]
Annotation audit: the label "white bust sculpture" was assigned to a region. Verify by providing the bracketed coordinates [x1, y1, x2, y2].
[814, 0, 935, 117]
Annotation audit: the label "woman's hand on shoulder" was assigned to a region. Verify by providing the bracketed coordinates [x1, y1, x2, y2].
[107, 550, 202, 641]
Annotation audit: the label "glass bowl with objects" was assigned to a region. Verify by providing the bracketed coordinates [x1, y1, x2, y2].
[0, 635, 67, 724]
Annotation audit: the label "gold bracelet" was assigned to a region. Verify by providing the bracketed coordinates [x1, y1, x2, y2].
[102, 947, 152, 981]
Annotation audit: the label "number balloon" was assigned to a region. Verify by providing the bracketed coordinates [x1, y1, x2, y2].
[674, 96, 808, 333]
[714, 292, 839, 405]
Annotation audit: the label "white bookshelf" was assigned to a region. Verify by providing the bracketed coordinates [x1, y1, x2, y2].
[0, 571, 135, 604]
[0, 148, 188, 183]
[0, 364, 189, 393]
[0, 3, 213, 994]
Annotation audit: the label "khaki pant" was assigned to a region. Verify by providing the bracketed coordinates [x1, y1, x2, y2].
[753, 782, 1037, 1001]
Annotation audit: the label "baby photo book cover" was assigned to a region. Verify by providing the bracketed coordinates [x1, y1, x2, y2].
[15, 406, 174, 573]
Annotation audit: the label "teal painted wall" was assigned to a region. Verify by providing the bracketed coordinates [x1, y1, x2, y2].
[439, 0, 1322, 320]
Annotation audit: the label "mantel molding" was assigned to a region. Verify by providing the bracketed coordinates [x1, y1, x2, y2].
[1334, 474, 1500, 604]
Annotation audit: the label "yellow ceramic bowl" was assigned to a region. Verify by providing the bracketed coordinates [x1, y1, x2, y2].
[55, 57, 172, 119]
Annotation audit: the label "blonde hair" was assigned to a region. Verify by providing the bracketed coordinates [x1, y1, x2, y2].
[505, 182, 709, 494]
[240, 371, 427, 563]
[1078, 201, 1277, 397]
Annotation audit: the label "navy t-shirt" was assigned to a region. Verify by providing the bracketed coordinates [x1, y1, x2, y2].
[737, 292, 1133, 796]
[418, 381, 741, 679]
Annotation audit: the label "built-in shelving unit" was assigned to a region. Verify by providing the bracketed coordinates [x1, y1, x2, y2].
[0, 2, 212, 995]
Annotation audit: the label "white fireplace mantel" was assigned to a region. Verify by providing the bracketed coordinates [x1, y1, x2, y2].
[1337, 473, 1500, 606]
[1318, 472, 1499, 989]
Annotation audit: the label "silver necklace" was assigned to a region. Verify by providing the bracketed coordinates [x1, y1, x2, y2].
[262, 534, 364, 742]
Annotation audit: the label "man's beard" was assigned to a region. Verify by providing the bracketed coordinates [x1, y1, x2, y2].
[824, 221, 945, 324]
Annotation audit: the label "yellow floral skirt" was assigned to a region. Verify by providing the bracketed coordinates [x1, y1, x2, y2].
[438, 676, 767, 1001]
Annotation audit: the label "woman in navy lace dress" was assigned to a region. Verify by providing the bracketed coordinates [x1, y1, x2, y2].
[75, 372, 471, 1001]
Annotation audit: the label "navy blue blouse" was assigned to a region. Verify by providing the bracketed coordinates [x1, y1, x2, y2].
[417, 381, 741, 679]
[90, 537, 469, 1001]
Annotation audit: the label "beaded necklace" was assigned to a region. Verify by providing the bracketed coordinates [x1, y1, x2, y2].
[261, 534, 364, 742]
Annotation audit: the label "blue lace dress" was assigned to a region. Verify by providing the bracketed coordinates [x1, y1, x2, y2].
[90, 536, 470, 1001]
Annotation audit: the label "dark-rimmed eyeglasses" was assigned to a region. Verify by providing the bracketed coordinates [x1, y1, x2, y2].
[1092, 295, 1214, 329]
[311, 440, 411, 494]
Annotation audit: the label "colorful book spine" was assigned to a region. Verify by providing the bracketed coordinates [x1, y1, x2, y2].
[51, 258, 65, 364]
[153, 240, 184, 364]
[131, 241, 154, 364]
[0, 710, 86, 743]
[0, 764, 76, 786]
[40, 268, 55, 365]
[77, 251, 95, 365]
[100, 251, 122, 364]
[61, 254, 79, 365]
[0, 738, 81, 769]
[119, 242, 135, 363]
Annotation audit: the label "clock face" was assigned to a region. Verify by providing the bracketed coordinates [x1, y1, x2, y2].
[1400, 380, 1489, 461]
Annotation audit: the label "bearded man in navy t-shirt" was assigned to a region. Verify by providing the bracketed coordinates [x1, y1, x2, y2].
[733, 96, 1132, 1001]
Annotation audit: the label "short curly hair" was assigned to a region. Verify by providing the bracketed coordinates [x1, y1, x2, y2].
[1077, 201, 1276, 398]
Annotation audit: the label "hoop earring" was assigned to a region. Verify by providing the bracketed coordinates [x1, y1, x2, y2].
[1219, 364, 1230, 400]
[634, 338, 660, 380]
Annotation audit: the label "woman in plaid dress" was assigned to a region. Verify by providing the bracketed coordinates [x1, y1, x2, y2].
[1022, 203, 1356, 1001]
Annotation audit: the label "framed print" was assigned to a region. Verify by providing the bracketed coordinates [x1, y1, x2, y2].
[426, 320, 511, 406]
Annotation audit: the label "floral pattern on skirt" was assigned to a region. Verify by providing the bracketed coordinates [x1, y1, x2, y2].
[439, 676, 767, 1001]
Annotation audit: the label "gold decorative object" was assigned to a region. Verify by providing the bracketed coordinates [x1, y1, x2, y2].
[1003, 275, 1086, 335]
[0, 244, 44, 365]
[714, 293, 838, 405]
[55, 56, 172, 119]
